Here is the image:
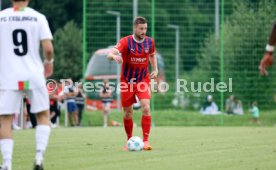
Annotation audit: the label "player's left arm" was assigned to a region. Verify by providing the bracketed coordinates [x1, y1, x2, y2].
[149, 39, 158, 79]
[259, 20, 276, 76]
[149, 53, 158, 79]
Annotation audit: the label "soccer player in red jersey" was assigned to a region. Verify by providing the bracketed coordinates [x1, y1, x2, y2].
[259, 21, 276, 76]
[108, 17, 158, 150]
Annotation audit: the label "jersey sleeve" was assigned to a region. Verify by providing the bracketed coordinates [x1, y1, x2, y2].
[149, 38, 155, 55]
[39, 15, 53, 40]
[114, 37, 127, 53]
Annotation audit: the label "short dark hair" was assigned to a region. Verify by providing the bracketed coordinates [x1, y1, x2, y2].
[134, 17, 147, 25]
[13, 0, 28, 2]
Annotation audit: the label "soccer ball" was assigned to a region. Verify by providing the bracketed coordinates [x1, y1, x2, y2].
[127, 136, 144, 151]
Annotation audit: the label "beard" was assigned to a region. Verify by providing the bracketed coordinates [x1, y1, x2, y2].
[135, 33, 145, 41]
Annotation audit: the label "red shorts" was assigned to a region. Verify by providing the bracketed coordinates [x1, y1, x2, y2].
[120, 81, 151, 107]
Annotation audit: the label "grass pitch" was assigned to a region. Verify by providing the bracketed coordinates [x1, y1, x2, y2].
[82, 110, 276, 127]
[9, 127, 276, 170]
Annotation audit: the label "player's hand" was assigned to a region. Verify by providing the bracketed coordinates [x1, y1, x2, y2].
[259, 52, 274, 76]
[44, 61, 53, 78]
[113, 55, 123, 64]
[150, 70, 158, 79]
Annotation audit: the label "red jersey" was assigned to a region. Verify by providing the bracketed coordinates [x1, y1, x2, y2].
[115, 35, 155, 83]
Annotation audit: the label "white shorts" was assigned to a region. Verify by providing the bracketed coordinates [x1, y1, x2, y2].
[0, 86, 49, 115]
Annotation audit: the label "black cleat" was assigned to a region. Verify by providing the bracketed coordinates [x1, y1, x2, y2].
[0, 165, 8, 170]
[33, 161, 44, 170]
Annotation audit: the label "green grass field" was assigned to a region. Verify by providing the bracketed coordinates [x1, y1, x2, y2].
[9, 127, 276, 170]
[80, 110, 276, 127]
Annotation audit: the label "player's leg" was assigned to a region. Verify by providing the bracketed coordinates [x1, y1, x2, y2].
[103, 103, 110, 127]
[26, 103, 37, 128]
[121, 90, 136, 140]
[27, 88, 51, 170]
[0, 115, 13, 170]
[140, 99, 152, 150]
[122, 106, 133, 151]
[35, 110, 51, 168]
[77, 104, 84, 126]
[49, 110, 56, 122]
[136, 82, 152, 150]
[123, 106, 134, 139]
[68, 112, 73, 126]
[253, 117, 260, 124]
[0, 90, 22, 170]
[67, 102, 74, 126]
[257, 118, 261, 124]
[121, 83, 136, 150]
[102, 103, 107, 127]
[73, 103, 79, 126]
[74, 111, 78, 126]
[12, 114, 21, 130]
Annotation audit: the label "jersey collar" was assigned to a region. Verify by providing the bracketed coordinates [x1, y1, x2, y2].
[13, 6, 26, 11]
[132, 34, 145, 43]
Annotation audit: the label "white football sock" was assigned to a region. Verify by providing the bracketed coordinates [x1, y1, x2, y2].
[0, 139, 13, 169]
[35, 125, 51, 161]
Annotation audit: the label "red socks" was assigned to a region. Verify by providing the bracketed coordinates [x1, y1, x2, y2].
[123, 117, 133, 140]
[124, 116, 152, 142]
[141, 115, 151, 142]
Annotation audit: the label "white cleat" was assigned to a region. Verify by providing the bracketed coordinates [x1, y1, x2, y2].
[12, 124, 21, 130]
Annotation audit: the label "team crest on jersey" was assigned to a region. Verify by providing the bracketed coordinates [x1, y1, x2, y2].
[144, 48, 149, 53]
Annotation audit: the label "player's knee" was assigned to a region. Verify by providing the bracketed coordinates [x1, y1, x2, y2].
[0, 115, 13, 122]
[124, 109, 133, 119]
[36, 110, 50, 125]
[103, 110, 108, 115]
[125, 112, 133, 119]
[141, 105, 150, 115]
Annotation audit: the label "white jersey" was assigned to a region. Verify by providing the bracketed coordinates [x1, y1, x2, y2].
[0, 7, 53, 90]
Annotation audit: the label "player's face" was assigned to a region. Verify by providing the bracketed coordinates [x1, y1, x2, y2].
[134, 23, 147, 40]
[11, 0, 30, 3]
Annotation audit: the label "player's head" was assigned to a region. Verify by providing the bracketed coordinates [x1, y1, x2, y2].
[252, 101, 258, 106]
[11, 0, 30, 2]
[103, 79, 109, 85]
[133, 17, 147, 41]
[207, 95, 212, 102]
[11, 0, 30, 6]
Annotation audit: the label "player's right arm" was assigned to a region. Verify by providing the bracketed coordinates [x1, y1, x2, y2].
[107, 38, 127, 64]
[40, 14, 54, 78]
[107, 48, 123, 64]
[259, 20, 276, 76]
[42, 40, 54, 78]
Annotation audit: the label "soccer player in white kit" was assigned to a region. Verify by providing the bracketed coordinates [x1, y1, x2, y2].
[0, 0, 54, 170]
